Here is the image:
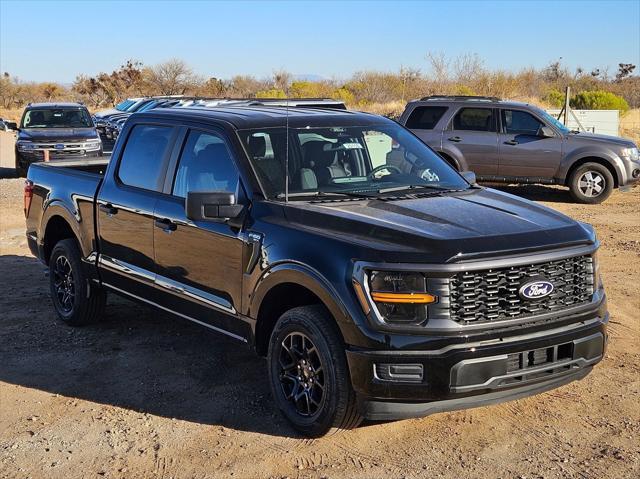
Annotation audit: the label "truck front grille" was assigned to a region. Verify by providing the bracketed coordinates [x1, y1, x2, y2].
[449, 255, 594, 324]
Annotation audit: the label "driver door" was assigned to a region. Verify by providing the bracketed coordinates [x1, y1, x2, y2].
[498, 108, 563, 178]
[152, 127, 248, 340]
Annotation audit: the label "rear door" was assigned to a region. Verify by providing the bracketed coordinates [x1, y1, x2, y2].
[97, 123, 178, 298]
[152, 126, 249, 341]
[443, 107, 499, 175]
[498, 108, 563, 178]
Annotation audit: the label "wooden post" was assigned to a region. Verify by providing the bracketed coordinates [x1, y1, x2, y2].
[564, 86, 571, 127]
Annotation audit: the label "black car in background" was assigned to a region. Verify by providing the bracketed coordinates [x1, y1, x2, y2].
[14, 102, 102, 176]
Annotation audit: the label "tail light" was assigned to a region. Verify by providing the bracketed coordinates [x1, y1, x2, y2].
[24, 180, 34, 217]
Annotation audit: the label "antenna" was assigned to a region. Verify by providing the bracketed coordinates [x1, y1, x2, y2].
[284, 88, 290, 202]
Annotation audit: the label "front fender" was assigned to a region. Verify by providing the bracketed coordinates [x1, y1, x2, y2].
[556, 148, 626, 185]
[248, 261, 365, 345]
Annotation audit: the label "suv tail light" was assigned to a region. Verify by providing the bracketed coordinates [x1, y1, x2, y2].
[24, 180, 34, 217]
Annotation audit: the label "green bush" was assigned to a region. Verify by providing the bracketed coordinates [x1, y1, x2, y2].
[543, 88, 565, 107]
[453, 85, 475, 96]
[255, 88, 286, 99]
[570, 90, 629, 112]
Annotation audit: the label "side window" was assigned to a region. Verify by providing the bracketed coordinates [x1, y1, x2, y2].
[405, 106, 448, 130]
[172, 130, 239, 198]
[118, 125, 174, 191]
[502, 110, 543, 135]
[452, 108, 495, 132]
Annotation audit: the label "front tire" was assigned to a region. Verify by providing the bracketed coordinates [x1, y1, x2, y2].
[568, 162, 614, 204]
[267, 305, 363, 436]
[49, 239, 106, 326]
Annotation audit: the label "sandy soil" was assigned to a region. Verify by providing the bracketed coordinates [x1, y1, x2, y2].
[0, 175, 638, 479]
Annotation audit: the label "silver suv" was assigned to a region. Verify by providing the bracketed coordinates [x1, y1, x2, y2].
[399, 96, 640, 203]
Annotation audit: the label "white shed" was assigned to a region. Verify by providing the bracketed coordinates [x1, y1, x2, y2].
[546, 109, 620, 136]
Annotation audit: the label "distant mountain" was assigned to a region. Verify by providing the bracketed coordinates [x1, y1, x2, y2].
[292, 74, 327, 82]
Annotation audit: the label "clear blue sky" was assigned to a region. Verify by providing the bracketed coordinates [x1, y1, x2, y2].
[1, 0, 639, 83]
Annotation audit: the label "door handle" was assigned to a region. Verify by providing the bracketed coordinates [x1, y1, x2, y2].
[99, 203, 118, 216]
[154, 218, 177, 232]
[504, 139, 519, 145]
[447, 136, 462, 143]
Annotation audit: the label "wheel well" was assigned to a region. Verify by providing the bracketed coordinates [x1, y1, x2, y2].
[437, 151, 459, 170]
[43, 216, 77, 265]
[565, 157, 619, 188]
[254, 283, 325, 356]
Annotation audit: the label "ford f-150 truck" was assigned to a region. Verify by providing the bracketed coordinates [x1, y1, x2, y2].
[14, 102, 103, 176]
[25, 105, 608, 436]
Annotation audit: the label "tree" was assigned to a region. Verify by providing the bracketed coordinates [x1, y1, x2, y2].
[144, 59, 201, 95]
[615, 63, 636, 82]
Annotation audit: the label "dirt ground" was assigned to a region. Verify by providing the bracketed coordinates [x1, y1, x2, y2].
[0, 162, 639, 478]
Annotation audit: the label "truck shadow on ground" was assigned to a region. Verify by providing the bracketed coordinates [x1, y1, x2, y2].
[0, 254, 302, 438]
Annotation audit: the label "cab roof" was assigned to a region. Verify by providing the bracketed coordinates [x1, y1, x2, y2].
[27, 102, 86, 109]
[132, 105, 390, 129]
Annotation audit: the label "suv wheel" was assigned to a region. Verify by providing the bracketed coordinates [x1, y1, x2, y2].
[267, 305, 363, 436]
[49, 239, 106, 325]
[569, 162, 614, 204]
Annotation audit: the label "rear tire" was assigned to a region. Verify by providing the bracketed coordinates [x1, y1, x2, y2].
[49, 239, 106, 326]
[267, 305, 363, 436]
[568, 162, 614, 204]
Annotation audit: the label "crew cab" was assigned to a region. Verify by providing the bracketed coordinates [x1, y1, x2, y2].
[25, 106, 608, 436]
[14, 102, 102, 176]
[399, 96, 640, 203]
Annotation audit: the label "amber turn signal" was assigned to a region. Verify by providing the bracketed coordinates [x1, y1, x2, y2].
[370, 292, 437, 304]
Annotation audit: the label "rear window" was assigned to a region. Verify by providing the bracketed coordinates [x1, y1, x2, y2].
[405, 106, 448, 130]
[118, 125, 174, 191]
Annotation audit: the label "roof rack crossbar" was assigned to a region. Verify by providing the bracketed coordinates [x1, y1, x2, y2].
[419, 95, 501, 102]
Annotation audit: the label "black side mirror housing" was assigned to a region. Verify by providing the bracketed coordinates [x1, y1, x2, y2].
[538, 126, 555, 138]
[185, 192, 244, 222]
[461, 170, 477, 185]
[5, 121, 18, 131]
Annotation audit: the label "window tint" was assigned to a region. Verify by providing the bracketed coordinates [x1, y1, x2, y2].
[173, 130, 239, 198]
[502, 109, 543, 135]
[118, 125, 174, 191]
[405, 106, 448, 130]
[452, 108, 495, 132]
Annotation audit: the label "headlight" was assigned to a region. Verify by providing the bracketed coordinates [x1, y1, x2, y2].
[621, 147, 639, 162]
[16, 140, 35, 151]
[362, 270, 437, 325]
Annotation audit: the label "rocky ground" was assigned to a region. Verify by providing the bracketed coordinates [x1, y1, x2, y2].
[0, 172, 638, 478]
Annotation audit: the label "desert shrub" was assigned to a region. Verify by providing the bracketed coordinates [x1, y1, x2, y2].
[453, 85, 475, 96]
[255, 89, 287, 99]
[543, 88, 565, 107]
[571, 90, 629, 112]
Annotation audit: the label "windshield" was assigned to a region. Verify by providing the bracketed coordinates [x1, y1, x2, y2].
[239, 123, 469, 199]
[115, 99, 134, 111]
[21, 108, 93, 129]
[534, 108, 570, 134]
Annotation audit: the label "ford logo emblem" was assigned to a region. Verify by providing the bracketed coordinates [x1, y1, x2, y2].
[54, 143, 65, 150]
[519, 280, 554, 300]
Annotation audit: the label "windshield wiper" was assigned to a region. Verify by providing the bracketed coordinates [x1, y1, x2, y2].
[375, 184, 464, 194]
[275, 190, 374, 200]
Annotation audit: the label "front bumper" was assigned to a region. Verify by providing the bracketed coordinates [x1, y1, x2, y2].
[17, 149, 101, 169]
[346, 312, 607, 420]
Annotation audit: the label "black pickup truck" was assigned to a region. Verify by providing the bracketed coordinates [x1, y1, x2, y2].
[25, 105, 608, 436]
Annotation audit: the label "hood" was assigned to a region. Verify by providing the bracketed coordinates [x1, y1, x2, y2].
[283, 188, 594, 262]
[568, 131, 636, 148]
[19, 127, 99, 142]
[94, 108, 120, 118]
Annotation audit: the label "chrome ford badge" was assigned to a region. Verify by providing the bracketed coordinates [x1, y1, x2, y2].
[519, 280, 554, 300]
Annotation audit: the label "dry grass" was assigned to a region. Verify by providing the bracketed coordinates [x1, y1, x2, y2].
[0, 108, 22, 123]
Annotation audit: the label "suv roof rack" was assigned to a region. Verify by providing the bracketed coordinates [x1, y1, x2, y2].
[419, 95, 501, 102]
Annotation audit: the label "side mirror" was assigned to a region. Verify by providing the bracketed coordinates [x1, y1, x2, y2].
[538, 126, 555, 138]
[185, 192, 244, 222]
[461, 170, 477, 185]
[5, 121, 18, 131]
